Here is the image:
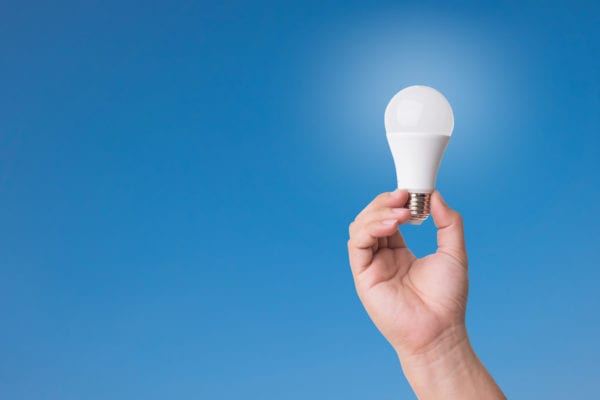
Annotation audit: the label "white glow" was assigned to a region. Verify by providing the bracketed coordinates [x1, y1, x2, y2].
[304, 11, 521, 188]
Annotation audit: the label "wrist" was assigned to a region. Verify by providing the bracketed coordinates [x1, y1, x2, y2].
[395, 323, 470, 367]
[396, 325, 504, 400]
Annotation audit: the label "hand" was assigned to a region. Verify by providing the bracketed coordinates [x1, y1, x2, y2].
[348, 189, 505, 399]
[347, 189, 468, 357]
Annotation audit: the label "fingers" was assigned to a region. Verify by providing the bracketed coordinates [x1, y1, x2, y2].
[348, 190, 411, 275]
[355, 189, 409, 220]
[387, 230, 408, 249]
[350, 213, 410, 248]
[349, 189, 410, 248]
[430, 191, 467, 266]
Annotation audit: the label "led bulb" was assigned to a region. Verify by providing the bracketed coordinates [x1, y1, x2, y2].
[384, 85, 454, 225]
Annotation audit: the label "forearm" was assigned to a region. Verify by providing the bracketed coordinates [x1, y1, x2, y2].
[397, 325, 505, 400]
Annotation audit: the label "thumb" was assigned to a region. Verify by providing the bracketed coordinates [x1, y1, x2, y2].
[430, 191, 467, 266]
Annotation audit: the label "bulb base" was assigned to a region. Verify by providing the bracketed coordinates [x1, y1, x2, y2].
[406, 192, 431, 225]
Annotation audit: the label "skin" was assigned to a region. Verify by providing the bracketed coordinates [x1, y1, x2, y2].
[347, 189, 505, 399]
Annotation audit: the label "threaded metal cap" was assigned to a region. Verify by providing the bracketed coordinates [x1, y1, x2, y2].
[406, 192, 432, 225]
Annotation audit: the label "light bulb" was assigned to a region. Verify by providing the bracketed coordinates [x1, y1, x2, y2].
[384, 85, 454, 225]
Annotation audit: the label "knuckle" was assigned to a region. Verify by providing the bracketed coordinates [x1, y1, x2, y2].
[450, 209, 463, 224]
[349, 220, 360, 237]
[347, 238, 355, 249]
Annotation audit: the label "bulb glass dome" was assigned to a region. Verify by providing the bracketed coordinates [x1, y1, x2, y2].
[384, 85, 454, 136]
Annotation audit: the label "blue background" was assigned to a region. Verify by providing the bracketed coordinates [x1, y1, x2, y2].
[1, 1, 599, 398]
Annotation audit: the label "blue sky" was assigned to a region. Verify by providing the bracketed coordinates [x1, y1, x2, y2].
[1, 1, 598, 398]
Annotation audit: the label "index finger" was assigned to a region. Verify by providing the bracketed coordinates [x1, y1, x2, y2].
[354, 189, 409, 222]
[348, 189, 410, 275]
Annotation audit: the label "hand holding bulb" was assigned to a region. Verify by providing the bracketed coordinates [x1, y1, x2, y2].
[347, 86, 505, 399]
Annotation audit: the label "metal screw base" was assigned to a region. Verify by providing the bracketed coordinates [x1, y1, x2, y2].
[406, 192, 431, 225]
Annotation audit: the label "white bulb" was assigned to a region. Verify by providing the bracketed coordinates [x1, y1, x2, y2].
[384, 85, 454, 225]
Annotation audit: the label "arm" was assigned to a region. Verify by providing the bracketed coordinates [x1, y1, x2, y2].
[347, 189, 505, 399]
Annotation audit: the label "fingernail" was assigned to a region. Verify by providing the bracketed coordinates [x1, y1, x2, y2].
[391, 188, 404, 198]
[392, 208, 406, 214]
[382, 219, 398, 225]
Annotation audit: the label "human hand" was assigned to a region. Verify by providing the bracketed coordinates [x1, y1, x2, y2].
[347, 189, 468, 357]
[347, 189, 505, 399]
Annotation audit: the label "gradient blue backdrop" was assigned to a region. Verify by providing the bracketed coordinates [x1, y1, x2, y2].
[1, 1, 599, 399]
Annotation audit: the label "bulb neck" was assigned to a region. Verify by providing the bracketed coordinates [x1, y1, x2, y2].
[405, 192, 432, 225]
